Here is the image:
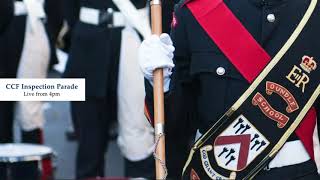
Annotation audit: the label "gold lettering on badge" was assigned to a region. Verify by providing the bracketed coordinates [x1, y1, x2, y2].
[286, 56, 317, 93]
[286, 65, 309, 93]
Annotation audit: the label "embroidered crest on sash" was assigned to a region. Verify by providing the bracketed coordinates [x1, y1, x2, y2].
[213, 115, 270, 171]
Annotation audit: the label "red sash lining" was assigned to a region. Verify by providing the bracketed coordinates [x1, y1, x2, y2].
[186, 0, 316, 159]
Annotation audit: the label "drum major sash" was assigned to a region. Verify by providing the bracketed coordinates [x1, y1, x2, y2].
[182, 0, 320, 179]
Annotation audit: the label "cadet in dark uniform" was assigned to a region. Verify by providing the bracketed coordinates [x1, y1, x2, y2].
[0, 1, 13, 180]
[0, 0, 14, 144]
[62, 0, 131, 178]
[0, 0, 63, 179]
[140, 0, 320, 179]
[1, 0, 63, 144]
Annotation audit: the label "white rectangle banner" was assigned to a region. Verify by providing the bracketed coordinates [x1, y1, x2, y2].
[0, 78, 85, 101]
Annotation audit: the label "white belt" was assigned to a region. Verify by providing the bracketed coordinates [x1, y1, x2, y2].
[195, 130, 310, 169]
[79, 7, 146, 27]
[112, 11, 127, 27]
[14, 1, 28, 16]
[79, 7, 101, 25]
[14, 1, 46, 18]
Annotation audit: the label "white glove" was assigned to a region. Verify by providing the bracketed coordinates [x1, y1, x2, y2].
[139, 33, 175, 92]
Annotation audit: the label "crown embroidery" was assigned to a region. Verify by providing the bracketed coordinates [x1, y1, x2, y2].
[300, 55, 317, 73]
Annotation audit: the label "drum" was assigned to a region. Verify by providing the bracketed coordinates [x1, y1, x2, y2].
[0, 143, 54, 180]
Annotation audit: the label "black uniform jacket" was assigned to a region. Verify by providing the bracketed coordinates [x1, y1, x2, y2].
[145, 0, 320, 142]
[0, 0, 13, 59]
[63, 0, 145, 97]
[0, 0, 13, 34]
[0, 0, 63, 78]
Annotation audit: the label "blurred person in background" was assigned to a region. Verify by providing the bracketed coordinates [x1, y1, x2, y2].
[0, 0, 63, 179]
[0, 0, 14, 144]
[112, 0, 155, 179]
[0, 0, 14, 179]
[62, 0, 123, 179]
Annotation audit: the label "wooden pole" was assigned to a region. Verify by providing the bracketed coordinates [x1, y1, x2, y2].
[150, 0, 166, 179]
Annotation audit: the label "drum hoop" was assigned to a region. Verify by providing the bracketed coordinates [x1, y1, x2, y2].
[0, 153, 53, 163]
[0, 143, 53, 163]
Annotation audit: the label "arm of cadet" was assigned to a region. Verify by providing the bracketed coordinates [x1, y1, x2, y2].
[62, 0, 80, 30]
[0, 0, 13, 34]
[144, 5, 191, 126]
[112, 0, 151, 39]
[44, 0, 64, 40]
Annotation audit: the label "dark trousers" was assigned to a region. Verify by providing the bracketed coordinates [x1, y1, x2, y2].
[0, 101, 14, 143]
[125, 156, 155, 179]
[72, 98, 112, 179]
[255, 160, 319, 180]
[0, 101, 14, 180]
